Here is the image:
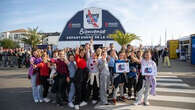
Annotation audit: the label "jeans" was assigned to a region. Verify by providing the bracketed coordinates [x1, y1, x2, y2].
[113, 83, 124, 99]
[31, 74, 43, 101]
[87, 76, 99, 101]
[136, 78, 150, 103]
[128, 78, 137, 98]
[40, 76, 49, 98]
[56, 74, 68, 105]
[68, 82, 75, 103]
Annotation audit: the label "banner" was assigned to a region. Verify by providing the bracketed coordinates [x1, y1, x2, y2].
[141, 64, 156, 76]
[59, 7, 125, 41]
[115, 61, 130, 73]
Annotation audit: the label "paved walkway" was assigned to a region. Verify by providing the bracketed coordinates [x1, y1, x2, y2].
[0, 60, 195, 110]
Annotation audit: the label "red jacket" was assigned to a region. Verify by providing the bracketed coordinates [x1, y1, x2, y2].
[37, 62, 50, 76]
[75, 54, 87, 69]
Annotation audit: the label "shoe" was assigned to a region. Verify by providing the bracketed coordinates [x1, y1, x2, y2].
[74, 105, 79, 110]
[133, 102, 142, 106]
[79, 101, 87, 107]
[127, 96, 131, 100]
[113, 99, 116, 105]
[104, 102, 111, 105]
[120, 96, 127, 102]
[39, 99, 43, 103]
[144, 102, 150, 106]
[57, 103, 63, 107]
[68, 102, 74, 108]
[43, 98, 50, 103]
[92, 100, 97, 104]
[34, 99, 39, 103]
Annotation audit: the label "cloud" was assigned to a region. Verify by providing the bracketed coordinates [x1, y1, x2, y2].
[84, 0, 195, 46]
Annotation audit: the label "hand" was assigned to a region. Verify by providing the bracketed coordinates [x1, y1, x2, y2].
[66, 77, 70, 83]
[90, 37, 93, 44]
[33, 65, 37, 69]
[75, 48, 79, 55]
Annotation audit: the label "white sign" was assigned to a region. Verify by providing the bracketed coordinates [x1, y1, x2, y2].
[115, 62, 130, 73]
[84, 8, 102, 29]
[142, 65, 156, 76]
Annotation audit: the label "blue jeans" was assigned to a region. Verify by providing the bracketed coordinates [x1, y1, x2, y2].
[68, 82, 75, 103]
[31, 74, 43, 101]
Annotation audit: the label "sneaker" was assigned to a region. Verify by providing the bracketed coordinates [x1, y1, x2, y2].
[120, 96, 127, 102]
[68, 102, 74, 108]
[144, 102, 150, 106]
[39, 99, 43, 103]
[133, 102, 142, 106]
[57, 103, 63, 108]
[113, 99, 117, 105]
[34, 99, 39, 103]
[43, 98, 50, 103]
[104, 102, 111, 105]
[79, 101, 87, 107]
[92, 100, 97, 104]
[127, 96, 131, 100]
[74, 105, 79, 110]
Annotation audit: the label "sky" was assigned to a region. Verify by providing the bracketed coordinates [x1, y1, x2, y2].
[0, 0, 195, 46]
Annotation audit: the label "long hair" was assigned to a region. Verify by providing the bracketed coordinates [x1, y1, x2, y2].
[143, 50, 151, 59]
[79, 49, 87, 60]
[31, 49, 37, 58]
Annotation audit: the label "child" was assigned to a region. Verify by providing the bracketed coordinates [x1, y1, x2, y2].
[98, 51, 110, 105]
[113, 51, 127, 105]
[134, 50, 157, 106]
[35, 53, 51, 103]
[28, 50, 42, 103]
[53, 50, 70, 106]
[67, 54, 77, 108]
[127, 51, 138, 100]
[74, 48, 89, 110]
[108, 50, 118, 84]
[87, 39, 99, 104]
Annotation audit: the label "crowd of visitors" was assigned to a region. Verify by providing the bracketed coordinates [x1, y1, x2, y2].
[0, 39, 171, 110]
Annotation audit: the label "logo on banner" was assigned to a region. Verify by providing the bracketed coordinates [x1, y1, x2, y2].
[84, 8, 102, 29]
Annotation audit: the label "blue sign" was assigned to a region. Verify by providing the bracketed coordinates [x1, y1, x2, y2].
[191, 35, 195, 64]
[59, 8, 125, 41]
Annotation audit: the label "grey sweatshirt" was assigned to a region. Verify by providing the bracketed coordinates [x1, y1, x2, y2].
[98, 59, 110, 76]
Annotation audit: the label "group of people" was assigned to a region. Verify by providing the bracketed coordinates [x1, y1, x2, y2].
[0, 47, 31, 68]
[28, 38, 158, 110]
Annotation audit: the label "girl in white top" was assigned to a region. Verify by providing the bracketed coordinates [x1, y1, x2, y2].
[134, 50, 157, 106]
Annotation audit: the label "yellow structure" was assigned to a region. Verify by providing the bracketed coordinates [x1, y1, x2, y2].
[167, 40, 179, 59]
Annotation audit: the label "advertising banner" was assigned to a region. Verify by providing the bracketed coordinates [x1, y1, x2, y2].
[59, 7, 125, 41]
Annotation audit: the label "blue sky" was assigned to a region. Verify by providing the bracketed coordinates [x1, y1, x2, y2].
[1, 0, 195, 46]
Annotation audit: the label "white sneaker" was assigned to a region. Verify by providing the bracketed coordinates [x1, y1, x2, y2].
[79, 101, 87, 107]
[43, 98, 50, 103]
[133, 102, 141, 106]
[92, 100, 97, 104]
[74, 105, 79, 110]
[34, 99, 39, 103]
[68, 102, 74, 108]
[144, 102, 150, 106]
[39, 99, 43, 103]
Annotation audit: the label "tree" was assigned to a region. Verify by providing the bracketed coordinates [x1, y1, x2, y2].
[109, 30, 140, 46]
[21, 27, 42, 49]
[0, 39, 19, 49]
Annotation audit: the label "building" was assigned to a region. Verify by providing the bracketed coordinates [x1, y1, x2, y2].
[178, 36, 191, 61]
[41, 32, 60, 45]
[0, 29, 27, 47]
[57, 7, 125, 51]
